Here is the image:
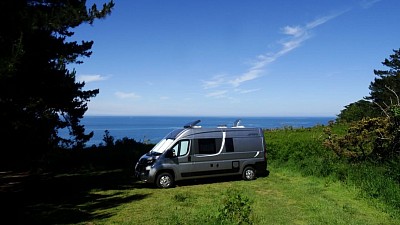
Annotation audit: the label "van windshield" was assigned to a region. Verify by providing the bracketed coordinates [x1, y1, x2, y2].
[150, 138, 174, 154]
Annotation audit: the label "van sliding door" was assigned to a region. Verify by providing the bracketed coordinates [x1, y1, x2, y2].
[188, 131, 235, 177]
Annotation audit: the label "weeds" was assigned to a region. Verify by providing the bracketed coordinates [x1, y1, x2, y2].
[216, 188, 253, 225]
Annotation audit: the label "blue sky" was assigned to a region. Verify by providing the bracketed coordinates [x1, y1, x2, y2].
[69, 0, 399, 117]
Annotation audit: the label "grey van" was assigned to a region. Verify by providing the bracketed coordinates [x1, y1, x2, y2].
[134, 119, 268, 188]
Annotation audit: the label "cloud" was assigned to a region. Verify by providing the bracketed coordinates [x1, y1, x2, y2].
[282, 25, 304, 37]
[237, 11, 344, 83]
[306, 12, 345, 29]
[235, 88, 261, 94]
[77, 74, 108, 83]
[115, 91, 141, 99]
[160, 96, 170, 100]
[229, 69, 263, 88]
[206, 90, 228, 98]
[202, 74, 227, 89]
[203, 11, 344, 97]
[360, 0, 382, 9]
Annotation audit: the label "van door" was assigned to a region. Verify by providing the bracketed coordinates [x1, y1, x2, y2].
[170, 139, 193, 179]
[190, 134, 234, 177]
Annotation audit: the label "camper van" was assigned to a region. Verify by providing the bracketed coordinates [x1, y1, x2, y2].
[134, 119, 268, 188]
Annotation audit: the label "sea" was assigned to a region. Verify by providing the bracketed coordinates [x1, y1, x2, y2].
[59, 116, 336, 146]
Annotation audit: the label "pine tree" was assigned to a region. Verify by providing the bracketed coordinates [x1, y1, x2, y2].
[367, 48, 400, 108]
[0, 0, 114, 168]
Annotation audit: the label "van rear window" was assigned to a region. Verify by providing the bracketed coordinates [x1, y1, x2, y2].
[225, 138, 234, 152]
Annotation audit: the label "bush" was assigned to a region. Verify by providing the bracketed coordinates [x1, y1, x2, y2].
[266, 124, 400, 214]
[216, 188, 253, 225]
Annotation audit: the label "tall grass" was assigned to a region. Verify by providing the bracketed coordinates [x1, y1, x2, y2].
[264, 125, 400, 216]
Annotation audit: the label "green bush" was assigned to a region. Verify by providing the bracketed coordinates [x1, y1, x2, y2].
[265, 124, 400, 213]
[216, 188, 253, 225]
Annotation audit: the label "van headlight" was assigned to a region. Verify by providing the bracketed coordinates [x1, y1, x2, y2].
[147, 158, 156, 165]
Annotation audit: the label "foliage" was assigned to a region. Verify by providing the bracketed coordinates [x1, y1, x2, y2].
[337, 48, 400, 123]
[327, 48, 400, 173]
[367, 48, 400, 108]
[3, 128, 399, 224]
[336, 99, 380, 123]
[325, 87, 400, 162]
[6, 165, 399, 225]
[265, 125, 339, 177]
[216, 188, 253, 225]
[43, 135, 153, 173]
[266, 125, 400, 212]
[102, 130, 115, 147]
[0, 0, 115, 168]
[323, 117, 393, 161]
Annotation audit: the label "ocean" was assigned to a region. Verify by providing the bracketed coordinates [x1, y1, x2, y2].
[60, 116, 335, 146]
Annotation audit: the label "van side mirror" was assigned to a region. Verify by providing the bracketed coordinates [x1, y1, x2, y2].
[165, 149, 174, 158]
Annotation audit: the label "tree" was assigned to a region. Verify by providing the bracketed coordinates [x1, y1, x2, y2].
[0, 0, 114, 168]
[336, 99, 379, 123]
[326, 49, 400, 162]
[367, 48, 400, 108]
[336, 49, 400, 123]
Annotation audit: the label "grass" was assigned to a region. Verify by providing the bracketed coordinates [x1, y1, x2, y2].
[2, 124, 399, 224]
[265, 124, 400, 213]
[3, 167, 398, 225]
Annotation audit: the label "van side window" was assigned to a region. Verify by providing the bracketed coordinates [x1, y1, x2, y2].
[198, 139, 216, 154]
[225, 138, 234, 152]
[172, 140, 190, 157]
[179, 140, 189, 156]
[197, 138, 223, 154]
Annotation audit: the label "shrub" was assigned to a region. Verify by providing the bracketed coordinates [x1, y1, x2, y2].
[216, 188, 253, 225]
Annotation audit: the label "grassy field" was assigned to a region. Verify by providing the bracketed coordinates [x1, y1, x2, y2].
[2, 124, 399, 224]
[3, 167, 398, 225]
[80, 169, 399, 225]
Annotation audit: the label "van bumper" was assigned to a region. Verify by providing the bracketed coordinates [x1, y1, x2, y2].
[255, 161, 269, 177]
[135, 164, 157, 183]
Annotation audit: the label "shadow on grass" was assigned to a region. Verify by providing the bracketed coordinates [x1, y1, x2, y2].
[0, 169, 149, 225]
[147, 170, 271, 188]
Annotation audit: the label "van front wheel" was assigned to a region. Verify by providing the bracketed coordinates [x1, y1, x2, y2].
[156, 172, 174, 188]
[242, 166, 256, 180]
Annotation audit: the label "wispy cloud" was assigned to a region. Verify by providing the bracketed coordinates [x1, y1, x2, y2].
[115, 91, 141, 99]
[203, 11, 345, 98]
[235, 88, 261, 94]
[202, 74, 227, 89]
[229, 69, 263, 88]
[77, 74, 109, 83]
[206, 90, 228, 98]
[360, 0, 382, 9]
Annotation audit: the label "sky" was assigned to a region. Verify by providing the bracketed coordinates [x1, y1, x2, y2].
[69, 0, 400, 117]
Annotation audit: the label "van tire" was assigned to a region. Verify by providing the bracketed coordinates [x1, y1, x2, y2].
[242, 166, 256, 180]
[156, 172, 174, 188]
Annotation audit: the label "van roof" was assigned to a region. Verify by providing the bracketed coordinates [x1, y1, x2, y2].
[164, 120, 262, 140]
[183, 119, 246, 129]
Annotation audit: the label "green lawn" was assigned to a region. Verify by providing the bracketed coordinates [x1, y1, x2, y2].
[3, 125, 398, 224]
[69, 168, 398, 225]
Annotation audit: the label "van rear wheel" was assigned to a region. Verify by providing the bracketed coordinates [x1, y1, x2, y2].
[242, 166, 256, 180]
[156, 172, 174, 188]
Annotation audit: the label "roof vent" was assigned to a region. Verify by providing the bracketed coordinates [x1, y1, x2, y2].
[232, 119, 244, 128]
[184, 120, 201, 128]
